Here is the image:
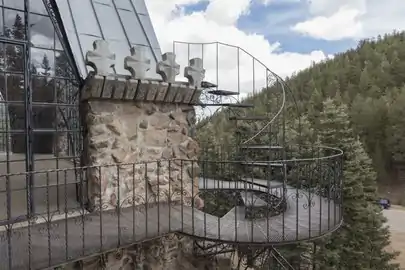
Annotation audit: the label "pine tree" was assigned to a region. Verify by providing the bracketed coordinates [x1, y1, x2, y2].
[41, 54, 51, 76]
[307, 87, 323, 128]
[12, 14, 25, 40]
[315, 97, 398, 270]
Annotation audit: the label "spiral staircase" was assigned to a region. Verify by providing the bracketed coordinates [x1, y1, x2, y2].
[195, 69, 295, 269]
[172, 41, 343, 269]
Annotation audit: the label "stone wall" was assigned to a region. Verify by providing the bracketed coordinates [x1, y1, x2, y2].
[81, 40, 206, 211]
[84, 99, 202, 209]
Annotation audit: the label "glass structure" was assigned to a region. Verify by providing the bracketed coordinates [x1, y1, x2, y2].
[0, 0, 161, 224]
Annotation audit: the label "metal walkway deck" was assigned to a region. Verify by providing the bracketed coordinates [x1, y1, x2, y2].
[0, 177, 341, 270]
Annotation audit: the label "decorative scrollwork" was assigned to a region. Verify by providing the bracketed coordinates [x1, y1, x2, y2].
[37, 221, 61, 241]
[73, 212, 93, 226]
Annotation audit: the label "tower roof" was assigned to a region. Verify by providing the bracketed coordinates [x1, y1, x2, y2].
[56, 0, 162, 79]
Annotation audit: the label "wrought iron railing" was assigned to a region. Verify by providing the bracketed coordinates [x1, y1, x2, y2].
[0, 145, 342, 269]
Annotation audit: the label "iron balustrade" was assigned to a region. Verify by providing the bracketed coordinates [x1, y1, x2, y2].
[0, 147, 343, 269]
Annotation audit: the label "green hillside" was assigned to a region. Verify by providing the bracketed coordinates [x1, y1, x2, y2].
[197, 31, 405, 204]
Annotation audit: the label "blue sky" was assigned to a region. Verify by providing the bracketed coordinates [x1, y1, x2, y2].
[148, 0, 403, 79]
[183, 0, 358, 55]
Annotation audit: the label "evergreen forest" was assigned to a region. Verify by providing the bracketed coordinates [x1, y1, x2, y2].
[196, 31, 405, 269]
[198, 31, 405, 204]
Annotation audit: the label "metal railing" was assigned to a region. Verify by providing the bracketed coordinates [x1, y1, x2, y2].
[0, 145, 343, 269]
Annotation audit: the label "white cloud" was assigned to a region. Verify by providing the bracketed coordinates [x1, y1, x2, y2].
[292, 0, 405, 40]
[205, 0, 251, 25]
[292, 6, 363, 40]
[146, 0, 329, 94]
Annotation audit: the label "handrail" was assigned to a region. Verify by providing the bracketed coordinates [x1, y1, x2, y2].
[242, 74, 286, 144]
[0, 146, 343, 177]
[173, 40, 293, 145]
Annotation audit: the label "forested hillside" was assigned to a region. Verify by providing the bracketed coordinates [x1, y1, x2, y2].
[197, 31, 405, 204]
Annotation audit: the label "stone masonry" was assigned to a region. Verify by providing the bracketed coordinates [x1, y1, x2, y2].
[82, 40, 204, 211]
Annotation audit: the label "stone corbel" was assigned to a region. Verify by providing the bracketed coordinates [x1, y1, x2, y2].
[82, 40, 127, 100]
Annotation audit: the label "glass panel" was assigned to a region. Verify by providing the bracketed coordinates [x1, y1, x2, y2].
[0, 95, 10, 152]
[7, 101, 25, 133]
[138, 14, 160, 49]
[69, 34, 86, 77]
[32, 103, 56, 130]
[93, 1, 127, 41]
[9, 133, 25, 152]
[55, 33, 62, 50]
[32, 75, 54, 103]
[30, 14, 54, 49]
[109, 40, 130, 75]
[0, 43, 5, 71]
[131, 0, 148, 15]
[0, 10, 4, 37]
[32, 131, 55, 153]
[118, 8, 148, 46]
[5, 73, 24, 101]
[69, 0, 102, 36]
[4, 9, 25, 40]
[152, 47, 162, 62]
[30, 0, 47, 15]
[9, 133, 25, 153]
[79, 34, 101, 74]
[3, 0, 24, 10]
[5, 44, 24, 72]
[55, 50, 73, 78]
[31, 47, 55, 76]
[114, 0, 133, 10]
[56, 0, 162, 76]
[56, 0, 87, 76]
[56, 0, 75, 33]
[93, 0, 111, 4]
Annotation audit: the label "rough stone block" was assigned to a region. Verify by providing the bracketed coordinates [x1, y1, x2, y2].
[189, 89, 202, 104]
[135, 80, 149, 101]
[174, 84, 188, 103]
[82, 74, 104, 100]
[124, 79, 138, 100]
[84, 100, 201, 210]
[102, 76, 116, 98]
[182, 88, 196, 104]
[145, 81, 159, 101]
[155, 82, 169, 102]
[113, 77, 127, 99]
[164, 85, 178, 103]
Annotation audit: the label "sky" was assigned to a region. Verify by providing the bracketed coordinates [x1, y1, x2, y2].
[145, 0, 405, 83]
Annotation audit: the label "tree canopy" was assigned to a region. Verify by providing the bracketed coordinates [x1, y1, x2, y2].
[196, 31, 405, 269]
[198, 30, 405, 203]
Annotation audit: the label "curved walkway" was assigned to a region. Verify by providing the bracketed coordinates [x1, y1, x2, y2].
[0, 178, 341, 269]
[185, 178, 342, 244]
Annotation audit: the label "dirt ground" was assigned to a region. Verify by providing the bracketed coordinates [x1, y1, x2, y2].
[384, 206, 405, 269]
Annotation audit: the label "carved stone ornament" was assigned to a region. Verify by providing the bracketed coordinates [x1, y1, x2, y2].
[85, 40, 116, 76]
[156, 52, 180, 83]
